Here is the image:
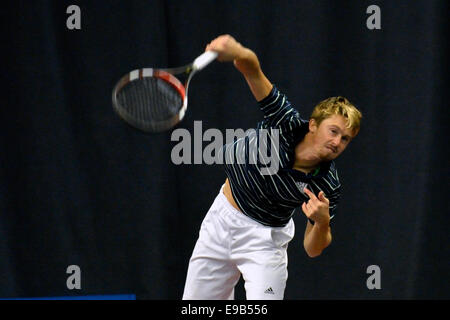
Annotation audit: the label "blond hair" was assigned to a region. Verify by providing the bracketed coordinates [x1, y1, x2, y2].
[311, 96, 362, 135]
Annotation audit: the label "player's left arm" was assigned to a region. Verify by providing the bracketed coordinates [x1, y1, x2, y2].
[302, 188, 332, 258]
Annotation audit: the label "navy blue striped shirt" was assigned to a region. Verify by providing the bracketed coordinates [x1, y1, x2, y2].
[223, 86, 341, 227]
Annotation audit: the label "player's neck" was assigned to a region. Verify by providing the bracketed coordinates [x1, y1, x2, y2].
[292, 132, 321, 173]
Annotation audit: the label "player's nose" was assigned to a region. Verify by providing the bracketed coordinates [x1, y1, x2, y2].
[331, 136, 341, 147]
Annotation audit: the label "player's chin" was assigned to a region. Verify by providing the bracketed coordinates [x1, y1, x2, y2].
[323, 154, 337, 162]
[322, 149, 339, 161]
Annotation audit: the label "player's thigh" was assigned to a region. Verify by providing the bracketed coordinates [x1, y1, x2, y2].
[232, 220, 294, 300]
[183, 248, 240, 300]
[237, 250, 288, 300]
[183, 210, 240, 300]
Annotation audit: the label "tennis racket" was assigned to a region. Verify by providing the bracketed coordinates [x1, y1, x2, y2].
[112, 51, 218, 132]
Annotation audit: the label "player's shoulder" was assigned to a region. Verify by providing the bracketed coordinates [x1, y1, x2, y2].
[258, 85, 293, 108]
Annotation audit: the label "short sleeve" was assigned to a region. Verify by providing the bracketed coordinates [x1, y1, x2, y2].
[257, 86, 303, 130]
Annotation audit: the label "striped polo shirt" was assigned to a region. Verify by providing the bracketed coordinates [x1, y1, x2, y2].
[222, 86, 341, 227]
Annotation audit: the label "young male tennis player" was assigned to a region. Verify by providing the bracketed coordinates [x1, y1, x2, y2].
[182, 35, 362, 300]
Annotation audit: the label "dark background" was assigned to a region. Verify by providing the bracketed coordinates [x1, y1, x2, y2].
[1, 0, 448, 300]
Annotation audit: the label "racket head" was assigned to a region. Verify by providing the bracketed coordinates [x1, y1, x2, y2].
[112, 68, 188, 133]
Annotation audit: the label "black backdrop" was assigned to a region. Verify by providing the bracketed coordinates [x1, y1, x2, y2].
[1, 0, 448, 300]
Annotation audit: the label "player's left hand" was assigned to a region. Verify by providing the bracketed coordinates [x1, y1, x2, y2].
[302, 188, 330, 226]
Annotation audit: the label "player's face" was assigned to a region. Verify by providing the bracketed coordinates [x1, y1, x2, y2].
[309, 115, 356, 161]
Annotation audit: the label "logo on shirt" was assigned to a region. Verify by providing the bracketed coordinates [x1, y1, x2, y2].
[295, 181, 309, 192]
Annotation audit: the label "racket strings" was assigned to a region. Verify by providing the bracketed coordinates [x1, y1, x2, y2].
[116, 77, 183, 124]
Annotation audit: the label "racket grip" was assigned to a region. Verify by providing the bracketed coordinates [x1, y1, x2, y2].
[193, 51, 218, 71]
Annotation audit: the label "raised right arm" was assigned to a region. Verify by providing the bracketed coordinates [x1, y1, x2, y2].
[205, 34, 273, 101]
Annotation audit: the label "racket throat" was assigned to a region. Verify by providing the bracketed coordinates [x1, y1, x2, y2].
[179, 96, 188, 121]
[180, 71, 196, 120]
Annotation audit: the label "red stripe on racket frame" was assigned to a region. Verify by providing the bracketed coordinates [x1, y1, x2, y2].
[153, 70, 186, 101]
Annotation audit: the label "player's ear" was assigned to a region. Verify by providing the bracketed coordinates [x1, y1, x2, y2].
[309, 119, 318, 133]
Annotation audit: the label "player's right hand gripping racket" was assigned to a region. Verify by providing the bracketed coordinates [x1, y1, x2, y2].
[112, 51, 218, 132]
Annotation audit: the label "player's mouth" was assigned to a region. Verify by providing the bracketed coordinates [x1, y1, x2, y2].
[326, 146, 337, 153]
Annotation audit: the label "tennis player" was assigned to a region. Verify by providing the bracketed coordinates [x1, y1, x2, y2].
[182, 35, 362, 300]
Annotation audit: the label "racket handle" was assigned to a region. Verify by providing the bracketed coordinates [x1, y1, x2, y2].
[193, 51, 218, 71]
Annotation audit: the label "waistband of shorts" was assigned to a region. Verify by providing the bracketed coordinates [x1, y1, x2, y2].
[218, 184, 242, 214]
[216, 184, 264, 226]
[216, 184, 294, 229]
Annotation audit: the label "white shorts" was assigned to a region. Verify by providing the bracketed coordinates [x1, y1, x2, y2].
[182, 185, 295, 300]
